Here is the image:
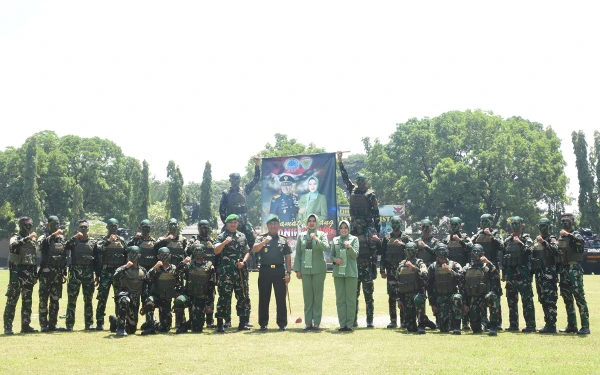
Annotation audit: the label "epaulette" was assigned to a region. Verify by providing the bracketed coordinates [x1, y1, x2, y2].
[272, 194, 281, 199]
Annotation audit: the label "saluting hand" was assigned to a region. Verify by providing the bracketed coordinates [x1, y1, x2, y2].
[135, 232, 142, 238]
[418, 240, 426, 247]
[452, 234, 461, 241]
[513, 236, 522, 245]
[53, 229, 63, 237]
[74, 232, 84, 239]
[29, 232, 37, 240]
[536, 235, 544, 243]
[264, 236, 272, 244]
[125, 261, 133, 268]
[223, 236, 233, 245]
[483, 228, 491, 236]
[394, 239, 405, 246]
[183, 256, 191, 264]
[109, 234, 118, 242]
[165, 234, 175, 241]
[560, 230, 570, 237]
[154, 261, 163, 269]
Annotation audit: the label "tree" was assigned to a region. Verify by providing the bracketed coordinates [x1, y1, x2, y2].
[166, 160, 185, 222]
[184, 182, 202, 225]
[127, 159, 150, 229]
[148, 201, 168, 235]
[22, 137, 43, 226]
[0, 202, 16, 238]
[572, 131, 599, 232]
[198, 161, 216, 227]
[68, 184, 85, 236]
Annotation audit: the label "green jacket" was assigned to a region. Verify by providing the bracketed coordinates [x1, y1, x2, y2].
[293, 229, 328, 274]
[330, 235, 359, 278]
[298, 193, 328, 222]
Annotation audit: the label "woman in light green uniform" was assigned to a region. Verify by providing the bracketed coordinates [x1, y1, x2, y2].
[331, 220, 359, 331]
[293, 214, 329, 330]
[298, 177, 327, 222]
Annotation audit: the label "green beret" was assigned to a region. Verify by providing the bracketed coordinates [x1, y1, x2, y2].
[225, 214, 239, 223]
[266, 214, 280, 224]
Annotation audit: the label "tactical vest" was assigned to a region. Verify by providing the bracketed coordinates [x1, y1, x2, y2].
[417, 238, 436, 265]
[349, 193, 369, 218]
[138, 240, 157, 269]
[188, 265, 210, 298]
[357, 234, 371, 262]
[167, 239, 186, 265]
[397, 263, 419, 294]
[465, 267, 487, 297]
[558, 236, 583, 264]
[503, 241, 524, 268]
[227, 190, 247, 214]
[386, 236, 405, 264]
[120, 267, 145, 294]
[196, 239, 216, 263]
[474, 234, 498, 264]
[102, 239, 126, 267]
[447, 235, 467, 266]
[153, 270, 177, 299]
[71, 240, 94, 267]
[435, 262, 456, 295]
[45, 238, 67, 268]
[9, 240, 37, 266]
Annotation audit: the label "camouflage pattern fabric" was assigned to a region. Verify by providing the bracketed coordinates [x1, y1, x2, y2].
[558, 264, 589, 328]
[95, 267, 117, 325]
[65, 267, 95, 327]
[356, 261, 375, 324]
[3, 265, 36, 330]
[503, 234, 535, 329]
[38, 267, 64, 329]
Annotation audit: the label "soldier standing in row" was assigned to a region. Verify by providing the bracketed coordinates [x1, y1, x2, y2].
[532, 218, 560, 333]
[352, 218, 378, 328]
[396, 242, 428, 333]
[4, 216, 38, 334]
[38, 216, 67, 332]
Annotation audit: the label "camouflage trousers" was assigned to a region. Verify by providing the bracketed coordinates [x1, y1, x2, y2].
[505, 267, 536, 329]
[95, 267, 117, 325]
[174, 295, 211, 331]
[66, 267, 95, 327]
[558, 264, 589, 328]
[38, 266, 65, 329]
[483, 275, 503, 327]
[469, 292, 500, 331]
[385, 265, 404, 325]
[116, 291, 140, 334]
[216, 264, 250, 319]
[144, 295, 175, 331]
[435, 293, 463, 332]
[3, 265, 36, 330]
[398, 292, 426, 331]
[535, 265, 558, 326]
[356, 262, 374, 324]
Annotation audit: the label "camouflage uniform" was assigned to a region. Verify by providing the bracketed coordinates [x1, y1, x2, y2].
[174, 258, 216, 332]
[396, 252, 428, 333]
[143, 263, 183, 332]
[353, 229, 378, 327]
[65, 235, 97, 329]
[380, 231, 412, 327]
[503, 232, 536, 331]
[463, 256, 501, 335]
[4, 231, 38, 333]
[427, 259, 464, 333]
[415, 231, 438, 329]
[531, 232, 559, 331]
[471, 228, 504, 328]
[442, 230, 472, 329]
[127, 234, 157, 327]
[38, 229, 68, 331]
[94, 232, 127, 328]
[186, 233, 217, 328]
[113, 263, 149, 335]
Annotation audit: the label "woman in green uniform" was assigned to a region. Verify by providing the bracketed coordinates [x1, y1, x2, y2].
[298, 177, 327, 222]
[331, 220, 359, 331]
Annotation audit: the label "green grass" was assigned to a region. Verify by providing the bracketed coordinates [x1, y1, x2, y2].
[1, 270, 599, 374]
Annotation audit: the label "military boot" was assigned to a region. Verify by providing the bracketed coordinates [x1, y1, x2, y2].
[116, 328, 127, 337]
[386, 320, 397, 329]
[141, 326, 156, 335]
[95, 323, 104, 331]
[452, 319, 461, 335]
[238, 317, 250, 331]
[175, 325, 188, 334]
[48, 325, 66, 332]
[505, 324, 519, 331]
[488, 323, 497, 336]
[4, 327, 14, 335]
[21, 324, 38, 333]
[109, 315, 118, 333]
[424, 318, 437, 330]
[522, 327, 536, 333]
[417, 323, 426, 335]
[577, 327, 590, 335]
[224, 320, 232, 328]
[216, 318, 225, 333]
[560, 324, 578, 333]
[206, 314, 216, 328]
[538, 325, 557, 334]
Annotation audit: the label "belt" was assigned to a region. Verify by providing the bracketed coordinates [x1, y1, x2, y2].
[262, 264, 283, 268]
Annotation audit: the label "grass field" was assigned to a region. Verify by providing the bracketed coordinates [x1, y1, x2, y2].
[1, 270, 599, 375]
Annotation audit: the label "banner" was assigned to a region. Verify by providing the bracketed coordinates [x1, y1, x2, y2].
[338, 204, 406, 236]
[261, 153, 338, 249]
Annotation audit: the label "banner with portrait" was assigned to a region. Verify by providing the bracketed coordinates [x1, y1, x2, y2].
[261, 153, 338, 250]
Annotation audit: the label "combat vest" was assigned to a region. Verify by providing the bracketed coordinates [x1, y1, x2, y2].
[417, 237, 436, 265]
[138, 239, 157, 269]
[167, 238, 186, 265]
[386, 235, 405, 264]
[357, 234, 371, 262]
[465, 267, 488, 297]
[102, 238, 126, 267]
[71, 239, 94, 267]
[120, 267, 145, 294]
[557, 236, 583, 264]
[153, 269, 177, 299]
[474, 234, 498, 264]
[187, 263, 211, 298]
[227, 190, 247, 214]
[195, 239, 216, 264]
[9, 239, 37, 266]
[45, 237, 67, 268]
[503, 240, 525, 267]
[349, 191, 370, 219]
[530, 239, 556, 271]
[447, 235, 467, 266]
[435, 261, 456, 295]
[397, 262, 419, 294]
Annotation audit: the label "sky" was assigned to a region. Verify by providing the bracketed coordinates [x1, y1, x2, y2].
[1, 1, 598, 209]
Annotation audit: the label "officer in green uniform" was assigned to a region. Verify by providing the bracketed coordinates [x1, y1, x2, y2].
[269, 175, 299, 224]
[112, 246, 150, 336]
[380, 215, 412, 328]
[4, 216, 39, 334]
[557, 213, 590, 335]
[38, 216, 68, 332]
[331, 220, 359, 332]
[463, 244, 500, 336]
[94, 218, 127, 330]
[352, 217, 378, 328]
[415, 219, 439, 330]
[174, 243, 217, 333]
[502, 216, 536, 333]
[396, 242, 428, 334]
[293, 214, 329, 330]
[253, 215, 292, 331]
[532, 218, 560, 333]
[427, 243, 465, 335]
[65, 220, 97, 331]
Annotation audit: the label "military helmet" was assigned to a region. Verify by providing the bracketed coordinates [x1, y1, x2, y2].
[198, 220, 210, 226]
[404, 242, 417, 257]
[510, 216, 524, 231]
[127, 246, 141, 262]
[471, 244, 484, 259]
[435, 243, 449, 258]
[140, 219, 152, 226]
[538, 218, 551, 226]
[157, 247, 171, 262]
[107, 218, 119, 225]
[191, 243, 206, 259]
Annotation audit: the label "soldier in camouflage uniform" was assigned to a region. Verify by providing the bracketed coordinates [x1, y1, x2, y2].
[4, 217, 39, 334]
[380, 215, 412, 328]
[174, 243, 217, 333]
[463, 244, 501, 336]
[38, 216, 68, 332]
[396, 242, 428, 334]
[471, 214, 504, 330]
[502, 216, 536, 333]
[94, 218, 127, 330]
[214, 214, 252, 332]
[185, 219, 218, 328]
[557, 213, 590, 335]
[415, 219, 439, 330]
[442, 216, 472, 330]
[112, 246, 150, 336]
[64, 220, 97, 331]
[351, 218, 378, 328]
[427, 243, 465, 335]
[532, 218, 560, 333]
[140, 247, 182, 334]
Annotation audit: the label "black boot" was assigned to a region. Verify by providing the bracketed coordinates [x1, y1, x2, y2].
[109, 315, 117, 333]
[539, 325, 557, 334]
[216, 318, 225, 333]
[452, 319, 461, 335]
[238, 317, 250, 331]
[21, 324, 38, 333]
[488, 323, 497, 336]
[560, 324, 578, 333]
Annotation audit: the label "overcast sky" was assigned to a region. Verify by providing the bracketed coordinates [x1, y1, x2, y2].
[1, 1, 598, 209]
